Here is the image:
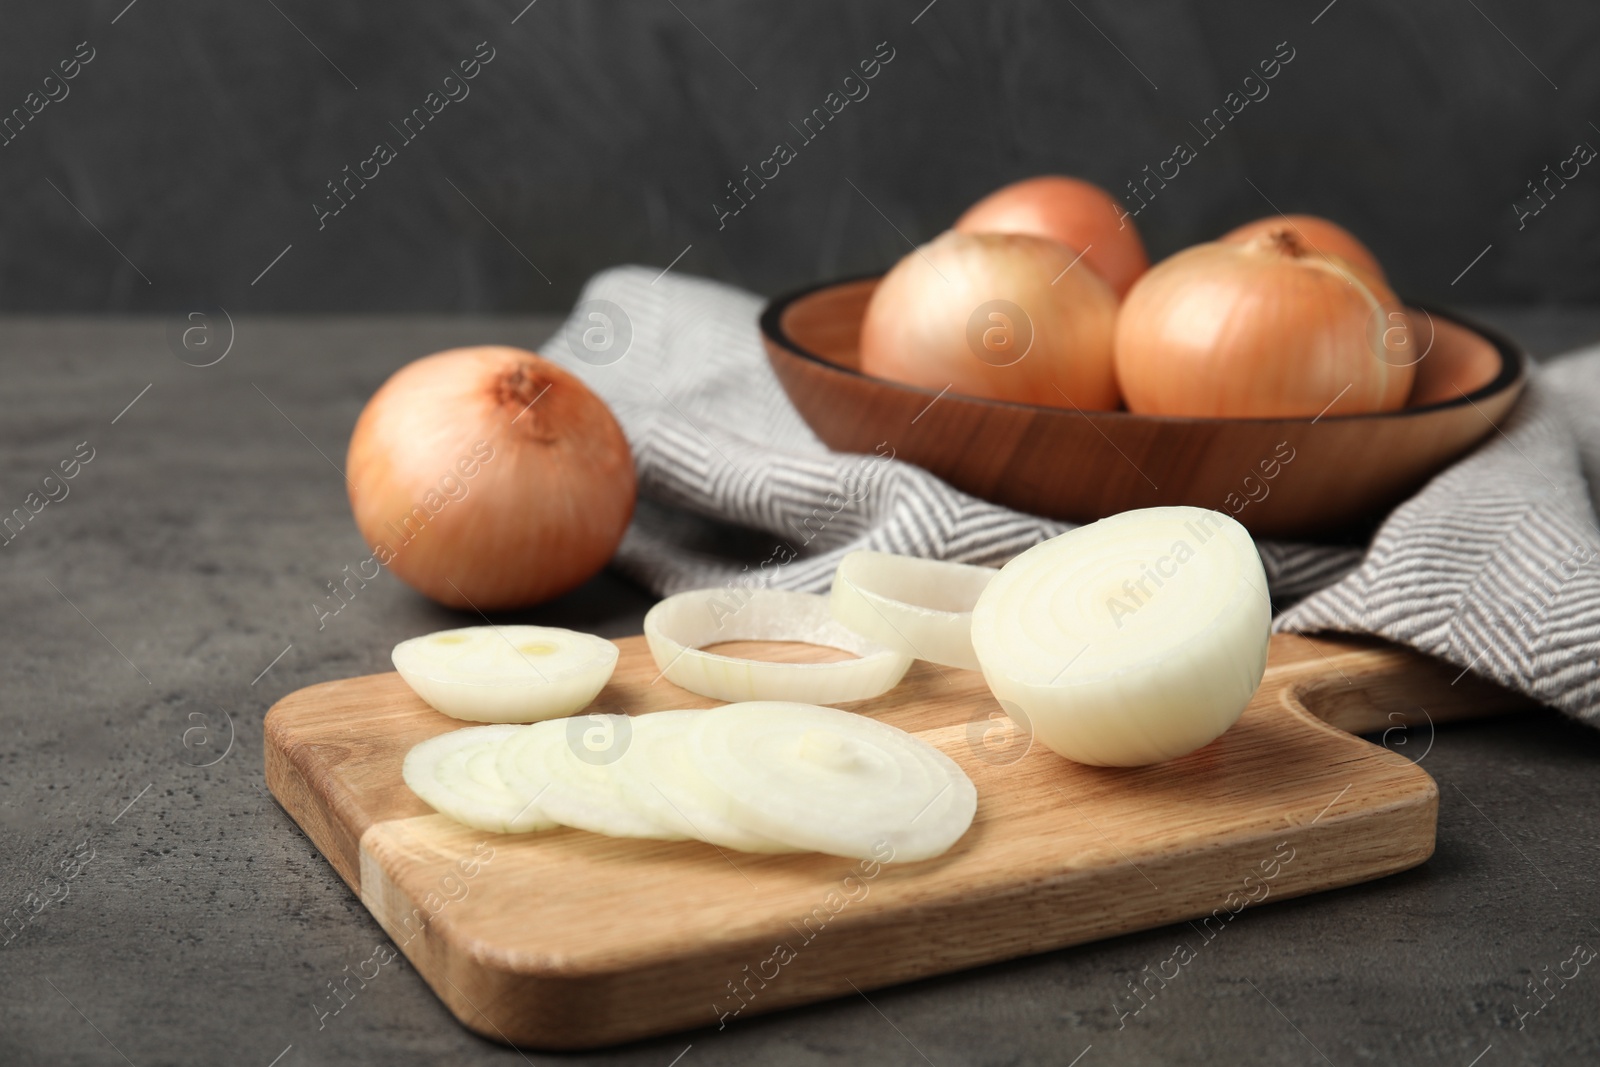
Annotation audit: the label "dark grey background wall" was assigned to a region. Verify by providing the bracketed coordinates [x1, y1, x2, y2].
[3, 0, 1598, 314]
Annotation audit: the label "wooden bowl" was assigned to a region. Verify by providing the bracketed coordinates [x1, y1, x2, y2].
[761, 277, 1527, 538]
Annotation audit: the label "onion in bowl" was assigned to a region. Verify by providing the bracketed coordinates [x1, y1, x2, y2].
[955, 175, 1149, 298]
[1113, 233, 1416, 418]
[859, 231, 1121, 410]
[1220, 213, 1384, 281]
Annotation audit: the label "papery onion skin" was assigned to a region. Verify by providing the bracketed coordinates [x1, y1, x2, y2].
[1220, 214, 1384, 281]
[1113, 236, 1416, 418]
[860, 231, 1121, 410]
[347, 346, 635, 610]
[955, 175, 1149, 298]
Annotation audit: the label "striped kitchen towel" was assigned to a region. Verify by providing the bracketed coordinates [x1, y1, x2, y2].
[541, 266, 1600, 726]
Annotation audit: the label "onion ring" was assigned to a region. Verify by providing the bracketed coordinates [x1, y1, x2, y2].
[643, 589, 913, 704]
[829, 551, 997, 670]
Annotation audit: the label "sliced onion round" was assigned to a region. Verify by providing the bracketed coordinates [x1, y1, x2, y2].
[402, 724, 557, 833]
[830, 552, 997, 670]
[686, 701, 976, 862]
[403, 704, 975, 860]
[643, 589, 913, 704]
[616, 710, 799, 853]
[971, 506, 1270, 767]
[496, 715, 687, 840]
[392, 625, 618, 723]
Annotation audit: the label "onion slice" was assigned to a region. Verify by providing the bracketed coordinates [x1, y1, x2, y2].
[402, 705, 976, 860]
[402, 725, 557, 833]
[496, 715, 688, 840]
[971, 507, 1270, 767]
[830, 552, 997, 670]
[686, 701, 977, 862]
[392, 625, 618, 723]
[643, 589, 913, 704]
[616, 710, 799, 853]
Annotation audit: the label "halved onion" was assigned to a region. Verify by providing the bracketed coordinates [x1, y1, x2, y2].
[616, 710, 799, 853]
[401, 724, 557, 833]
[970, 507, 1270, 767]
[686, 701, 977, 862]
[496, 715, 687, 840]
[829, 552, 997, 670]
[643, 589, 913, 704]
[392, 625, 618, 723]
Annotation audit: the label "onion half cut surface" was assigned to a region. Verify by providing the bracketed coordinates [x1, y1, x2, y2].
[643, 589, 913, 704]
[496, 715, 687, 840]
[970, 507, 1270, 767]
[402, 725, 557, 834]
[829, 551, 997, 670]
[687, 701, 976, 862]
[392, 625, 618, 723]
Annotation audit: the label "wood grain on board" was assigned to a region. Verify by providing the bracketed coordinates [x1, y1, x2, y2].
[264, 632, 1521, 1049]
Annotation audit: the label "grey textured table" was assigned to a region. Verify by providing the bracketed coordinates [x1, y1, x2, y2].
[4, 311, 1599, 1067]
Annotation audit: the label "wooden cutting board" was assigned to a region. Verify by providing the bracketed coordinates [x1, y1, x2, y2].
[264, 632, 1518, 1050]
